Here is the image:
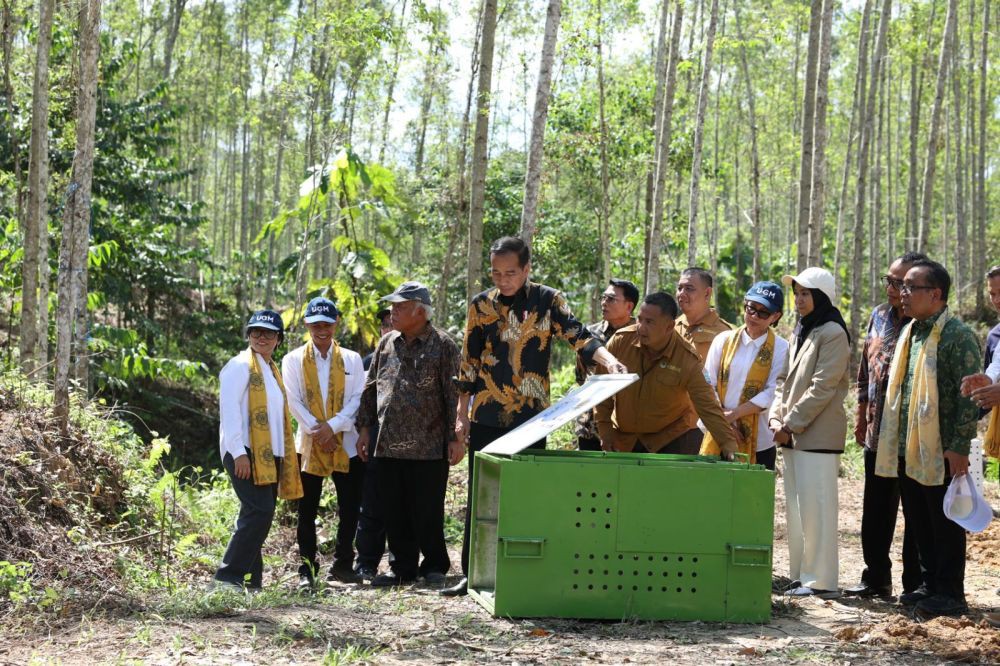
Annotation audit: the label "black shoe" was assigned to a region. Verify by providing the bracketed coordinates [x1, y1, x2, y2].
[355, 566, 378, 583]
[914, 594, 968, 619]
[371, 573, 417, 588]
[328, 566, 362, 584]
[440, 577, 468, 597]
[899, 586, 932, 606]
[844, 582, 892, 598]
[297, 575, 315, 592]
[423, 572, 447, 587]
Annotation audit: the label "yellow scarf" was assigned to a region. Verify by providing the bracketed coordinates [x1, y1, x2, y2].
[875, 309, 949, 485]
[301, 341, 349, 475]
[700, 327, 775, 463]
[247, 350, 303, 500]
[984, 409, 1000, 459]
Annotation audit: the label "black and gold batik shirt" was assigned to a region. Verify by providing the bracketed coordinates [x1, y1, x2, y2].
[459, 281, 601, 428]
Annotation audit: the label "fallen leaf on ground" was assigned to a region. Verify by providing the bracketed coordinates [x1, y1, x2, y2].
[528, 628, 551, 637]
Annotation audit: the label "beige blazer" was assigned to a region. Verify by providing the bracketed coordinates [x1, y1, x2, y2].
[769, 321, 850, 453]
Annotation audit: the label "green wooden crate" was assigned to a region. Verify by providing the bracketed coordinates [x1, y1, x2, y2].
[468, 449, 774, 622]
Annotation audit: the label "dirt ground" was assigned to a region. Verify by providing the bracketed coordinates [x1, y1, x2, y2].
[2, 470, 999, 665]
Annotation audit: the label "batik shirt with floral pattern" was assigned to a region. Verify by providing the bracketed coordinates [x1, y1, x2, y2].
[898, 310, 980, 456]
[459, 282, 601, 428]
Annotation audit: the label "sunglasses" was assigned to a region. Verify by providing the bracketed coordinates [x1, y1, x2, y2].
[744, 302, 773, 319]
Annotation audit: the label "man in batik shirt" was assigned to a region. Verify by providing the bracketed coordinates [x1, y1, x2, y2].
[442, 236, 628, 597]
[845, 252, 926, 599]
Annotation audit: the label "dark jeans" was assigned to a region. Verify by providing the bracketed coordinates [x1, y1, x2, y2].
[633, 428, 704, 455]
[377, 457, 450, 579]
[859, 449, 919, 591]
[215, 452, 278, 588]
[461, 421, 546, 575]
[296, 455, 365, 578]
[756, 446, 777, 471]
[355, 427, 390, 571]
[899, 457, 967, 601]
[577, 436, 602, 451]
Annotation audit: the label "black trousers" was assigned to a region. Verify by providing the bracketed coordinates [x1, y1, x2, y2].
[859, 449, 920, 591]
[376, 457, 450, 579]
[755, 446, 777, 471]
[899, 457, 967, 601]
[460, 421, 546, 575]
[355, 427, 390, 571]
[296, 455, 365, 578]
[215, 452, 278, 588]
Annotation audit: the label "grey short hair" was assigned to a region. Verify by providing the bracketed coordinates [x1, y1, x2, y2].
[417, 302, 434, 320]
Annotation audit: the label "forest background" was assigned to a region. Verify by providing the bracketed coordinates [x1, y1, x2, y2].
[0, 0, 997, 468]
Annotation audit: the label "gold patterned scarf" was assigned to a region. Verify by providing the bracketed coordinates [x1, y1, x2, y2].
[984, 408, 1000, 459]
[875, 309, 950, 485]
[700, 327, 775, 463]
[247, 350, 303, 500]
[301, 341, 349, 475]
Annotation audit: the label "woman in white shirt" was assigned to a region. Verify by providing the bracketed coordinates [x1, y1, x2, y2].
[700, 281, 789, 470]
[214, 309, 301, 590]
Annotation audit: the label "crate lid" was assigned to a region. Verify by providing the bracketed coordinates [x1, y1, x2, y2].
[481, 373, 640, 455]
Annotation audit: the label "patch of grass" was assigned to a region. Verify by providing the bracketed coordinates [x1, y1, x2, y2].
[151, 581, 304, 619]
[322, 643, 383, 665]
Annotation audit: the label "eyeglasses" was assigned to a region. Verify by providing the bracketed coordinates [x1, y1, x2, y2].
[600, 294, 619, 303]
[744, 302, 773, 319]
[881, 275, 904, 291]
[249, 329, 278, 340]
[899, 284, 936, 295]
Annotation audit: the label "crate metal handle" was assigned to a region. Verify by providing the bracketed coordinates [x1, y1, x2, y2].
[729, 544, 771, 567]
[500, 537, 546, 559]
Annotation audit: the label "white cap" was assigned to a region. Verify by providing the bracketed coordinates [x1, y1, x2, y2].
[782, 267, 836, 304]
[943, 474, 993, 533]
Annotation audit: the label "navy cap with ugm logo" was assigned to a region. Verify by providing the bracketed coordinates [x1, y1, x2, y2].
[745, 281, 784, 313]
[246, 309, 284, 333]
[303, 297, 340, 324]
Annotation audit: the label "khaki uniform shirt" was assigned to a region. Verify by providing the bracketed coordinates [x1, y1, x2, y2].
[594, 326, 737, 454]
[675, 309, 733, 361]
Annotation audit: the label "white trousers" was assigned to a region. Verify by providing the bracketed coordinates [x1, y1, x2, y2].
[782, 449, 840, 591]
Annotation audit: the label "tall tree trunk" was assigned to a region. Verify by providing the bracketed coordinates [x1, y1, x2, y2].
[974, 0, 989, 313]
[645, 0, 684, 292]
[795, 0, 823, 271]
[519, 0, 561, 248]
[54, 0, 102, 431]
[917, 0, 958, 251]
[1, 1, 23, 228]
[265, 0, 305, 309]
[414, 12, 445, 176]
[595, 0, 611, 289]
[163, 0, 186, 79]
[685, 0, 719, 266]
[849, 0, 891, 344]
[378, 0, 409, 164]
[734, 4, 761, 283]
[807, 0, 834, 265]
[950, 47, 966, 311]
[466, 0, 498, 300]
[19, 0, 55, 376]
[834, 0, 872, 279]
[645, 0, 671, 276]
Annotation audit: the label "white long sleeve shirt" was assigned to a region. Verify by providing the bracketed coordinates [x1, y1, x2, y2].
[699, 328, 789, 453]
[282, 342, 364, 459]
[986, 356, 1000, 384]
[218, 349, 286, 463]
